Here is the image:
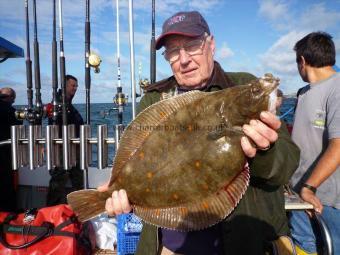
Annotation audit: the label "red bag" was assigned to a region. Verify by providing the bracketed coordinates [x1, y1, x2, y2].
[0, 204, 93, 255]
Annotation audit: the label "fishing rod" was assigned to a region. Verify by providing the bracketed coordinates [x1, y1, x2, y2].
[24, 0, 34, 120]
[115, 0, 125, 125]
[32, 0, 43, 124]
[85, 0, 91, 125]
[51, 0, 58, 125]
[150, 0, 156, 84]
[58, 0, 70, 170]
[128, 0, 136, 119]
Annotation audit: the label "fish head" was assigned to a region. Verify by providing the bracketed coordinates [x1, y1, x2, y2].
[236, 73, 280, 119]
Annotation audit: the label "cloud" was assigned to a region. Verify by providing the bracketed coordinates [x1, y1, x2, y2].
[299, 3, 340, 31]
[259, 31, 306, 76]
[216, 42, 234, 60]
[258, 0, 288, 22]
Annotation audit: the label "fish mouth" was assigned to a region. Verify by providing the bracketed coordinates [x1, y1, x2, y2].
[260, 74, 280, 113]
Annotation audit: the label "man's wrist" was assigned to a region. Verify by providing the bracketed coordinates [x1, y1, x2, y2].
[302, 183, 317, 194]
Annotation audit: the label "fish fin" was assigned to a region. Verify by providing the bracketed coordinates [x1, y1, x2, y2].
[67, 189, 110, 222]
[133, 168, 250, 231]
[110, 90, 205, 182]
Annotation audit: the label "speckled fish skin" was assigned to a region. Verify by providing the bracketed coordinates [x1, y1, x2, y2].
[108, 74, 279, 209]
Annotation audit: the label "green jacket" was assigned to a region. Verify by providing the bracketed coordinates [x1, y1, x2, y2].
[135, 62, 300, 255]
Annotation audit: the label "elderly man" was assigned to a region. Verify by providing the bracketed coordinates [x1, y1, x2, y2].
[102, 11, 299, 254]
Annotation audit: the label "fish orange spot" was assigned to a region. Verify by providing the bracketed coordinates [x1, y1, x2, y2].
[195, 160, 201, 169]
[155, 209, 160, 216]
[202, 183, 209, 190]
[187, 124, 193, 132]
[147, 172, 153, 179]
[117, 177, 122, 183]
[139, 152, 145, 160]
[146, 188, 151, 193]
[173, 194, 179, 200]
[202, 201, 209, 209]
[159, 111, 166, 118]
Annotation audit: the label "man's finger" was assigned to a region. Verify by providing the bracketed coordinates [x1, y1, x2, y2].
[249, 119, 278, 143]
[241, 136, 256, 158]
[243, 124, 270, 149]
[118, 189, 132, 213]
[260, 111, 281, 130]
[112, 190, 123, 215]
[105, 197, 115, 216]
[97, 181, 110, 192]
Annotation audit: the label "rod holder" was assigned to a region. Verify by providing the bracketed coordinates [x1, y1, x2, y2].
[62, 125, 70, 170]
[97, 125, 108, 169]
[19, 125, 28, 167]
[80, 125, 92, 170]
[34, 125, 44, 167]
[114, 124, 124, 151]
[11, 126, 20, 170]
[28, 125, 35, 170]
[46, 125, 60, 170]
[68, 125, 76, 168]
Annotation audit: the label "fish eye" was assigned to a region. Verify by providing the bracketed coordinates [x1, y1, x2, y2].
[251, 86, 261, 94]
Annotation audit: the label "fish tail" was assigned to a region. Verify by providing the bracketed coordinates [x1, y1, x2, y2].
[67, 189, 110, 222]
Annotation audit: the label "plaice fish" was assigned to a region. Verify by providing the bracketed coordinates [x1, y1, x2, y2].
[67, 73, 279, 231]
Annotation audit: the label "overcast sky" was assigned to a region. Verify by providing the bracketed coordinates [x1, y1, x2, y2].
[1, 0, 339, 104]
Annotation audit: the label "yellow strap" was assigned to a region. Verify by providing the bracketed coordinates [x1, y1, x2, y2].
[295, 245, 317, 255]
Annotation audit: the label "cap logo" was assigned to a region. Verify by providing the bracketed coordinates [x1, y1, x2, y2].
[167, 14, 186, 26]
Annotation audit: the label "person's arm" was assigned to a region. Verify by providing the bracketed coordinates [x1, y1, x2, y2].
[300, 138, 340, 213]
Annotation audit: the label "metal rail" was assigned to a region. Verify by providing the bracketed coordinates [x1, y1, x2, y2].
[5, 124, 117, 171]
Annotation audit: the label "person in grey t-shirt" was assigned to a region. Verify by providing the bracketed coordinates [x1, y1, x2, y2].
[289, 32, 340, 254]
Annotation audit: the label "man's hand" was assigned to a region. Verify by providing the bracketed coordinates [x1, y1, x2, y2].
[300, 187, 323, 214]
[97, 182, 132, 216]
[241, 111, 281, 158]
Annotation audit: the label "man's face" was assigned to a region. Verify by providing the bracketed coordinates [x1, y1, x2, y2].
[164, 34, 215, 88]
[1, 89, 15, 105]
[66, 78, 78, 100]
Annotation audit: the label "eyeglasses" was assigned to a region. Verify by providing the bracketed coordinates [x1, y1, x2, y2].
[162, 36, 208, 64]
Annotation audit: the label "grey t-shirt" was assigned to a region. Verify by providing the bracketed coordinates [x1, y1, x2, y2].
[291, 73, 340, 209]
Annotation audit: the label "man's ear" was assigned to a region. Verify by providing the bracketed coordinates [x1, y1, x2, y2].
[300, 55, 306, 66]
[209, 36, 215, 56]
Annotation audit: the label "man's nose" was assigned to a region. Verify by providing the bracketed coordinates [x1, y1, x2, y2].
[179, 48, 190, 65]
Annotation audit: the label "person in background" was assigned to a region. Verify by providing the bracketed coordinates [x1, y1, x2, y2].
[0, 87, 22, 211]
[289, 31, 340, 255]
[47, 75, 84, 206]
[101, 11, 300, 255]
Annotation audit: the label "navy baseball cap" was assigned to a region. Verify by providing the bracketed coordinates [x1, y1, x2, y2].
[155, 11, 210, 50]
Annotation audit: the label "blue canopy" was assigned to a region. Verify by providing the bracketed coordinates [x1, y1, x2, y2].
[0, 37, 24, 62]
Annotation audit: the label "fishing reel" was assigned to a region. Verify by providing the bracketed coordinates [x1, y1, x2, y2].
[114, 89, 127, 106]
[15, 103, 62, 122]
[15, 108, 37, 122]
[139, 78, 150, 94]
[88, 52, 101, 73]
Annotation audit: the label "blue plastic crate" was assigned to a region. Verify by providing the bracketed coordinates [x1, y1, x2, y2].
[117, 213, 143, 255]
